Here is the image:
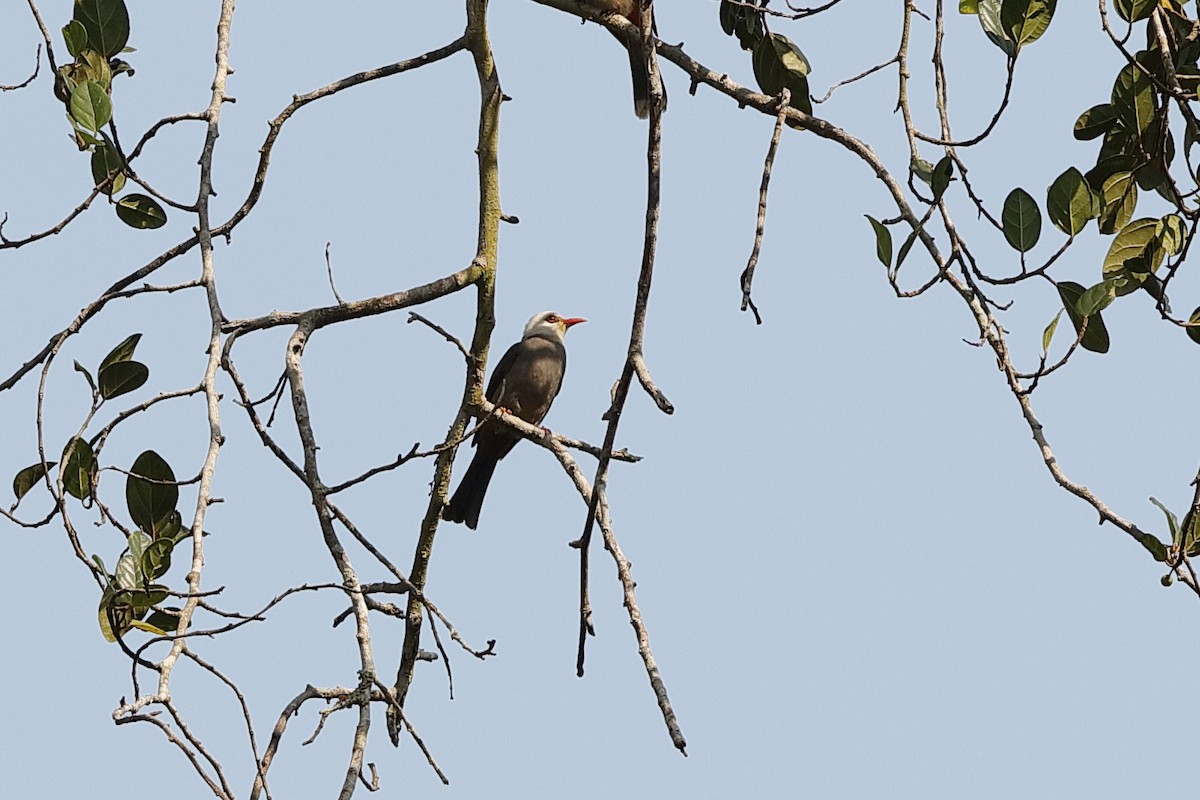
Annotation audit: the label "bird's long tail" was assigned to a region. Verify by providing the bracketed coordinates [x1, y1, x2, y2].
[443, 452, 498, 530]
[627, 41, 666, 119]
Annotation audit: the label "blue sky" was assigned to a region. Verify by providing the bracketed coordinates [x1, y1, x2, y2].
[2, 2, 1199, 798]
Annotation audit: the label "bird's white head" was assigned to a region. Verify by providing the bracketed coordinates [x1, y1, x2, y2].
[523, 311, 587, 343]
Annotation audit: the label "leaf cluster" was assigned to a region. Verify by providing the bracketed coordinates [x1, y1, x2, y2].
[717, 1, 813, 116]
[96, 449, 189, 643]
[967, 0, 1057, 56]
[53, 0, 167, 231]
[10, 335, 190, 642]
[55, 0, 132, 144]
[1052, 3, 1200, 348]
[887, 2, 1200, 354]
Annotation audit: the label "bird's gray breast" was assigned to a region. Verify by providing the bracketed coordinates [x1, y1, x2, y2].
[500, 336, 566, 425]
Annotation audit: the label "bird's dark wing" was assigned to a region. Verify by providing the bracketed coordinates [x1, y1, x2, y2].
[495, 336, 566, 425]
[485, 341, 522, 404]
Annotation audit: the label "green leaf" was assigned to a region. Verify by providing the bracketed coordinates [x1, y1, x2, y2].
[719, 0, 764, 50]
[896, 227, 920, 269]
[978, 0, 1017, 55]
[911, 157, 935, 187]
[1150, 497, 1183, 550]
[1113, 257, 1152, 295]
[719, 0, 737, 35]
[54, 65, 77, 108]
[1136, 161, 1169, 195]
[77, 49, 111, 90]
[99, 332, 142, 371]
[127, 584, 169, 610]
[1002, 188, 1041, 252]
[1114, 0, 1157, 23]
[73, 0, 131, 58]
[1102, 218, 1165, 295]
[1085, 152, 1137, 194]
[1135, 114, 1173, 192]
[1138, 531, 1168, 563]
[960, 0, 980, 12]
[115, 194, 167, 229]
[143, 608, 183, 634]
[771, 33, 810, 76]
[1112, 62, 1156, 135]
[1073, 104, 1118, 141]
[865, 216, 892, 267]
[170, 517, 204, 547]
[1041, 310, 1063, 352]
[71, 127, 104, 150]
[1102, 217, 1163, 269]
[752, 37, 783, 95]
[62, 20, 88, 58]
[115, 551, 138, 590]
[1097, 124, 1138, 162]
[1046, 167, 1097, 236]
[126, 451, 179, 540]
[751, 33, 813, 115]
[142, 538, 174, 581]
[1098, 172, 1137, 234]
[90, 145, 126, 195]
[128, 529, 151, 574]
[931, 156, 954, 200]
[13, 462, 55, 500]
[734, 6, 764, 51]
[99, 597, 132, 642]
[1139, 272, 1169, 312]
[1159, 213, 1186, 255]
[1056, 281, 1110, 353]
[109, 589, 135, 607]
[61, 437, 97, 501]
[1184, 509, 1200, 558]
[1187, 306, 1200, 346]
[98, 360, 148, 399]
[163, 510, 185, 544]
[1075, 279, 1119, 318]
[73, 359, 97, 394]
[1001, 0, 1056, 46]
[69, 80, 111, 132]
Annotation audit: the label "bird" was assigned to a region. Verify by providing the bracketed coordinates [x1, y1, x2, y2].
[583, 0, 667, 119]
[442, 311, 586, 530]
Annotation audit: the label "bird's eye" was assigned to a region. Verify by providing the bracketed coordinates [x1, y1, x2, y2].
[546, 314, 559, 323]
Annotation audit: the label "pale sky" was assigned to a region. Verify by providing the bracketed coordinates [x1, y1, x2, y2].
[2, 2, 1199, 798]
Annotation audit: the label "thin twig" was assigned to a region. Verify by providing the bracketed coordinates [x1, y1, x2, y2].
[183, 649, 272, 800]
[427, 613, 455, 700]
[814, 54, 898, 103]
[116, 712, 229, 799]
[0, 42, 41, 91]
[408, 312, 471, 360]
[325, 242, 346, 305]
[740, 88, 790, 324]
[373, 677, 450, 785]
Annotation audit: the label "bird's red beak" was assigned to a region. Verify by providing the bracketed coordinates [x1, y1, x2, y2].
[562, 317, 587, 328]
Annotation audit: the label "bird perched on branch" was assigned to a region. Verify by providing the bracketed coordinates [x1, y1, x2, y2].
[583, 0, 667, 118]
[443, 311, 586, 530]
